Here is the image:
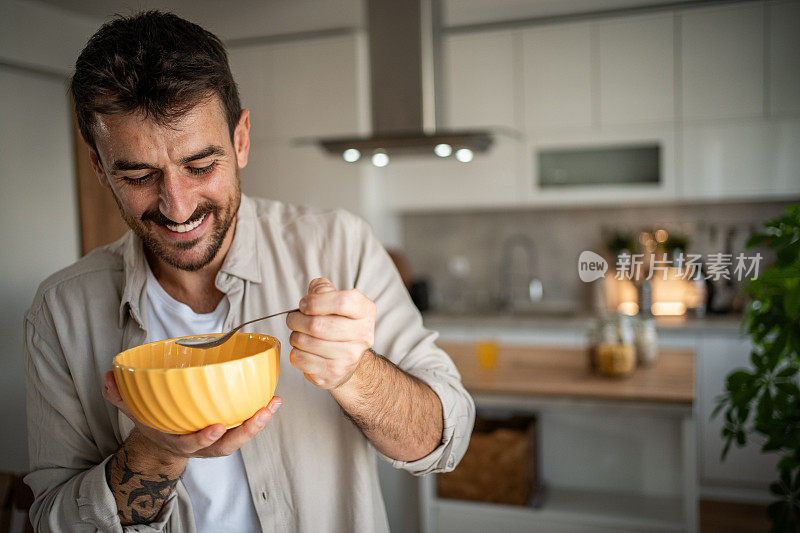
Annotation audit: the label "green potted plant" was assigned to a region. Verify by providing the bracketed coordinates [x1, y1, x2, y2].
[714, 205, 800, 532]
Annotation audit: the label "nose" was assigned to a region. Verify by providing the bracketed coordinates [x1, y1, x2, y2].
[158, 169, 196, 223]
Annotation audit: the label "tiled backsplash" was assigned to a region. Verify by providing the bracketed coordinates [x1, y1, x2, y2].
[400, 200, 797, 313]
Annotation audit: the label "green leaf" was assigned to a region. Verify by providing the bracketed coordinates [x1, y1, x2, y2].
[747, 233, 771, 248]
[771, 481, 787, 497]
[737, 405, 751, 424]
[758, 390, 775, 424]
[721, 438, 732, 461]
[781, 468, 792, 488]
[778, 456, 799, 472]
[776, 238, 800, 265]
[727, 371, 757, 404]
[777, 366, 799, 379]
[767, 501, 789, 532]
[784, 285, 800, 320]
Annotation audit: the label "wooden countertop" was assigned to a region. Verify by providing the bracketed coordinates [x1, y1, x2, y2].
[440, 343, 695, 405]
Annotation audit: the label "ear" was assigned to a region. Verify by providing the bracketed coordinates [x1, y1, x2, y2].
[233, 109, 250, 169]
[88, 148, 111, 190]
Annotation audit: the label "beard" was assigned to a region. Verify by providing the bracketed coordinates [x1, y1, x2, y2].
[111, 179, 241, 272]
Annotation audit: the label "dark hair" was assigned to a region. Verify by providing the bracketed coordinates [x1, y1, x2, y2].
[70, 10, 241, 154]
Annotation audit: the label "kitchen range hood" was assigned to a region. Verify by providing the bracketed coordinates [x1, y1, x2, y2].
[316, 0, 493, 165]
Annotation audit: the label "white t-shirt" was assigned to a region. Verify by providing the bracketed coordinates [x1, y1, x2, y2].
[145, 265, 261, 533]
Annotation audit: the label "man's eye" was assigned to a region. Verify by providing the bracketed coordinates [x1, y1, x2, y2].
[121, 173, 156, 186]
[188, 161, 217, 176]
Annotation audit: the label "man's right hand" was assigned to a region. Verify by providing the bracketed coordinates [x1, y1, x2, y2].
[102, 370, 281, 460]
[101, 370, 281, 525]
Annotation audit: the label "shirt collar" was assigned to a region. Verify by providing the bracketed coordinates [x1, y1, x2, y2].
[117, 194, 262, 328]
[218, 194, 262, 285]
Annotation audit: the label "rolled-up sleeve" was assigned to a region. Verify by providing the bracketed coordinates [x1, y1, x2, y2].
[349, 215, 475, 476]
[24, 312, 176, 532]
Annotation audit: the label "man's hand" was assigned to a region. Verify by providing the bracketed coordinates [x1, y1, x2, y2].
[102, 371, 281, 525]
[102, 370, 282, 459]
[285, 278, 376, 390]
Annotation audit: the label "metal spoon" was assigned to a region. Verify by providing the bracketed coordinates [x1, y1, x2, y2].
[175, 308, 299, 349]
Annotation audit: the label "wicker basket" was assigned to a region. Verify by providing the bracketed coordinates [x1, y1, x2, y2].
[437, 413, 541, 506]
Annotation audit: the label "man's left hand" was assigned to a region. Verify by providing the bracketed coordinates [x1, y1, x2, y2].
[286, 278, 376, 390]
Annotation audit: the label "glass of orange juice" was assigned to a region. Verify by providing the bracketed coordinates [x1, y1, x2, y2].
[476, 340, 499, 370]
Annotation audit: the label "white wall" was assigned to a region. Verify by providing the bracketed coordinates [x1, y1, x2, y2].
[0, 0, 100, 473]
[0, 0, 100, 74]
[0, 68, 82, 472]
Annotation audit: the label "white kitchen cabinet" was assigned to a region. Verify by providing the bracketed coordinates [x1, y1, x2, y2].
[597, 13, 675, 125]
[522, 22, 592, 132]
[228, 34, 365, 142]
[681, 118, 800, 200]
[525, 124, 678, 206]
[227, 34, 369, 213]
[442, 30, 519, 130]
[697, 334, 779, 493]
[768, 0, 800, 116]
[243, 140, 362, 214]
[680, 3, 764, 121]
[379, 134, 524, 211]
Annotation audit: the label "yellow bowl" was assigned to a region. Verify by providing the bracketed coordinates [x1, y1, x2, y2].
[113, 332, 280, 434]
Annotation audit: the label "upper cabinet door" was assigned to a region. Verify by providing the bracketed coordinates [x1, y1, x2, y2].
[597, 14, 675, 125]
[522, 22, 592, 132]
[442, 30, 519, 130]
[229, 35, 364, 141]
[681, 118, 800, 200]
[681, 3, 764, 120]
[768, 0, 800, 115]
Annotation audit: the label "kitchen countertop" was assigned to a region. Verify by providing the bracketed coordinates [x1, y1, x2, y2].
[439, 342, 695, 404]
[423, 310, 744, 334]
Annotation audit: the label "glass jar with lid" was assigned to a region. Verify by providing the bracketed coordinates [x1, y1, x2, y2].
[588, 313, 637, 377]
[634, 315, 659, 366]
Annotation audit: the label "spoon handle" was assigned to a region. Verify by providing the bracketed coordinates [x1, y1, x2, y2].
[230, 308, 300, 334]
[177, 308, 300, 349]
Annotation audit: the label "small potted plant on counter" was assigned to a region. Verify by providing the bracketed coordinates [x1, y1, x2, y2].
[714, 205, 800, 532]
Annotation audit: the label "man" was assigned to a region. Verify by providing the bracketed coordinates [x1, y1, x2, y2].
[23, 11, 474, 532]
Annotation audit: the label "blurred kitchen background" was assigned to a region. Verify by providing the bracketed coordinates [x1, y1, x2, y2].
[1, 0, 799, 531]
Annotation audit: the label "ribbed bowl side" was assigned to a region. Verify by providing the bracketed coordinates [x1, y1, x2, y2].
[169, 366, 225, 432]
[114, 365, 174, 433]
[113, 333, 280, 434]
[221, 358, 257, 426]
[149, 370, 194, 433]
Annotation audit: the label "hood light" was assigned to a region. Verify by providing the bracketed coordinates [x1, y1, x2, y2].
[434, 143, 452, 157]
[343, 148, 361, 163]
[455, 148, 473, 163]
[371, 150, 389, 167]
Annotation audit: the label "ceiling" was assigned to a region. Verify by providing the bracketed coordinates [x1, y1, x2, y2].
[442, 0, 699, 27]
[34, 0, 366, 41]
[36, 0, 702, 40]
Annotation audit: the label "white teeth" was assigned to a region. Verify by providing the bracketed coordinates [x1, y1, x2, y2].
[165, 213, 206, 233]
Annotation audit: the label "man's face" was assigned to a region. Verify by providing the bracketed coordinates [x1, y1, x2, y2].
[89, 97, 249, 272]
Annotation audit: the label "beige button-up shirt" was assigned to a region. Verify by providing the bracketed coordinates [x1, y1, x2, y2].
[23, 195, 475, 532]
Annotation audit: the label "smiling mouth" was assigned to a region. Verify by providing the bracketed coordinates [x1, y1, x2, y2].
[162, 213, 207, 233]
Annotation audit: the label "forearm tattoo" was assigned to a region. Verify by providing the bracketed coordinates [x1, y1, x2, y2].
[105, 444, 181, 525]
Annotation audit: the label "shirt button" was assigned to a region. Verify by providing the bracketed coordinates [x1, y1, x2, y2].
[260, 490, 268, 502]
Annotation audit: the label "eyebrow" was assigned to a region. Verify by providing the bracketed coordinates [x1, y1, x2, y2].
[110, 145, 226, 172]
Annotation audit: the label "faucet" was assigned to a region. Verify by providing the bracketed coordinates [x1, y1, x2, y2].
[498, 234, 543, 311]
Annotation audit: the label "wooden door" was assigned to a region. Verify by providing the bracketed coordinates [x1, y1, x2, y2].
[72, 115, 128, 255]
